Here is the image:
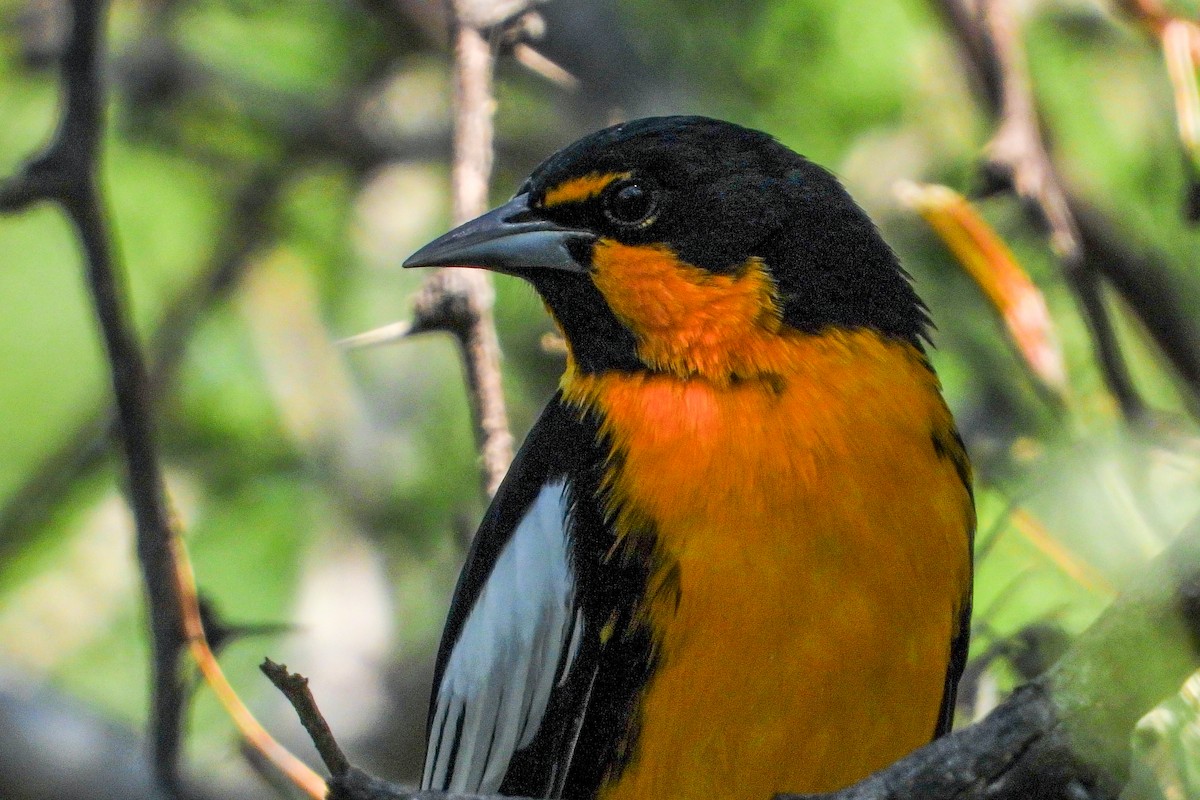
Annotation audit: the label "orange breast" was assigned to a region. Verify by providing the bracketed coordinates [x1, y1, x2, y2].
[562, 329, 973, 799]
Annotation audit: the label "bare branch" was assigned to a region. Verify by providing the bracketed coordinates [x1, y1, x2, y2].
[406, 4, 517, 499]
[0, 0, 188, 791]
[1070, 199, 1200, 408]
[935, 0, 1149, 420]
[978, 0, 1081, 263]
[934, 0, 1200, 413]
[261, 659, 351, 780]
[980, 0, 1145, 420]
[171, 534, 325, 798]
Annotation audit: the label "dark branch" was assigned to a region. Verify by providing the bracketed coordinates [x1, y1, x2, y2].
[949, 0, 1148, 420]
[261, 659, 351, 779]
[1071, 200, 1200, 415]
[0, 0, 187, 791]
[935, 0, 1200, 418]
[1064, 268, 1145, 420]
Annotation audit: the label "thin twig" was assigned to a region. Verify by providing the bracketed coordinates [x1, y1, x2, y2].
[0, 9, 323, 795]
[1069, 268, 1144, 419]
[979, 0, 1081, 263]
[407, 4, 515, 498]
[171, 536, 326, 799]
[936, 0, 1149, 420]
[261, 659, 351, 779]
[0, 0, 190, 791]
[1070, 199, 1200, 409]
[513, 44, 580, 89]
[339, 320, 414, 350]
[935, 0, 1200, 412]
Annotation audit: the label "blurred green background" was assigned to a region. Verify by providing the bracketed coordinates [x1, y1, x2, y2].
[1, 0, 1199, 797]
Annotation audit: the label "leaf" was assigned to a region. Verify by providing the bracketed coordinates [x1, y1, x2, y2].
[1163, 21, 1200, 163]
[897, 181, 1069, 400]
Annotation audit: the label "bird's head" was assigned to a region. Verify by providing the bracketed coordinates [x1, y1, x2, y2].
[405, 116, 928, 380]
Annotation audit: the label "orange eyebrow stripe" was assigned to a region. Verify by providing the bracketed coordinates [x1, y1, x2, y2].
[542, 171, 630, 207]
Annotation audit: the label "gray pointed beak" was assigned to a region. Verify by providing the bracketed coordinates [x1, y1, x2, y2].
[403, 193, 593, 274]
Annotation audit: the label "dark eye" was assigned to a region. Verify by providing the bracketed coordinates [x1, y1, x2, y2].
[603, 180, 658, 227]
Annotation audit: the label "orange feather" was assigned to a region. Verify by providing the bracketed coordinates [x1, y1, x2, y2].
[558, 243, 973, 797]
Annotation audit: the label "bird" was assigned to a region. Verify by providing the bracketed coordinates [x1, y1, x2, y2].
[402, 115, 974, 800]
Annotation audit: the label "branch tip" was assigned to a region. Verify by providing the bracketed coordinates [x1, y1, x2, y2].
[261, 658, 351, 778]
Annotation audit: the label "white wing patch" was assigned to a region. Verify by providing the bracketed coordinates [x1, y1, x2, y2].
[423, 479, 581, 794]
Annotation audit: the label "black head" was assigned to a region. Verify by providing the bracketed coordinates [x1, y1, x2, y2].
[406, 116, 929, 375]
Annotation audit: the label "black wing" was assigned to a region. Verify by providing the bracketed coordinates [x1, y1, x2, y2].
[934, 592, 973, 736]
[933, 426, 975, 738]
[422, 395, 605, 797]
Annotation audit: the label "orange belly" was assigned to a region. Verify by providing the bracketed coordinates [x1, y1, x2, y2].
[562, 329, 973, 799]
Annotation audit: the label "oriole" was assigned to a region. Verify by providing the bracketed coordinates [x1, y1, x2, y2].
[403, 116, 974, 800]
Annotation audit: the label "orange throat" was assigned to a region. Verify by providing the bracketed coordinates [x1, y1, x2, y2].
[584, 240, 796, 382]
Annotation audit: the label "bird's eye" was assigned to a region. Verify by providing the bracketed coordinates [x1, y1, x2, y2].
[602, 180, 657, 227]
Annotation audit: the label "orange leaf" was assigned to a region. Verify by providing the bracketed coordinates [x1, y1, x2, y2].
[1163, 19, 1200, 165]
[897, 181, 1069, 399]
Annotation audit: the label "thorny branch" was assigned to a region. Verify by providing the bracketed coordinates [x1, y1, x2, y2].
[405, 4, 516, 499]
[0, 3, 540, 789]
[7, 2, 1197, 799]
[0, 40, 561, 550]
[0, 0, 188, 792]
[1, 0, 574, 553]
[0, 6, 334, 796]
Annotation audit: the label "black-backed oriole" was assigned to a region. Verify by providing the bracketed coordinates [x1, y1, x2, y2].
[403, 116, 974, 800]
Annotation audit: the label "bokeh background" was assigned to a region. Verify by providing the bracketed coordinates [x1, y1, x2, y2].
[2, 0, 1199, 797]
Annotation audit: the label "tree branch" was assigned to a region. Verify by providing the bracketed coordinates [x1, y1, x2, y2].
[933, 0, 1200, 417]
[956, 0, 1148, 420]
[405, 4, 517, 499]
[262, 660, 351, 780]
[1070, 200, 1200, 409]
[0, 0, 187, 792]
[978, 0, 1080, 263]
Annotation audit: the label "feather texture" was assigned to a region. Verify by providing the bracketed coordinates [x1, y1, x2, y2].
[423, 480, 579, 794]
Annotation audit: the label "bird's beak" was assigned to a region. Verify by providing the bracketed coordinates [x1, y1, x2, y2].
[403, 193, 593, 274]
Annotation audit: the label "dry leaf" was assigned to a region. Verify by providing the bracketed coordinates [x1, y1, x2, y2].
[897, 181, 1069, 400]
